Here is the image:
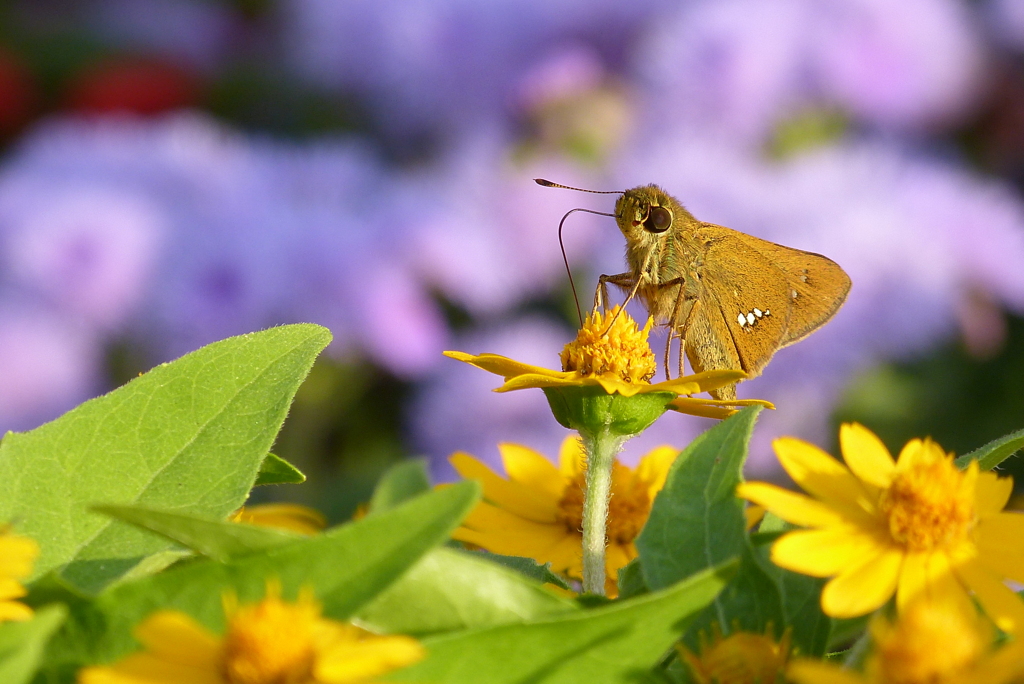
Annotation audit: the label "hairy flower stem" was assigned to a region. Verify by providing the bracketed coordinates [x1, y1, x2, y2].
[581, 428, 626, 595]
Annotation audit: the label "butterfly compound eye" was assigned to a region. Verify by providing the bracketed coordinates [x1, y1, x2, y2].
[644, 206, 672, 233]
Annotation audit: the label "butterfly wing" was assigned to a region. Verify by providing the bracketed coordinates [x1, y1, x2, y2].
[683, 224, 849, 398]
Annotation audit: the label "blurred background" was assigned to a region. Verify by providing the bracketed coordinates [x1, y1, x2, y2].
[2, 0, 1024, 520]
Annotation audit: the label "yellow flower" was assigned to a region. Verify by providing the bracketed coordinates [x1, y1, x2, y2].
[78, 581, 424, 684]
[737, 424, 1024, 631]
[448, 437, 676, 596]
[445, 305, 772, 419]
[680, 625, 792, 684]
[0, 526, 38, 623]
[230, 503, 327, 536]
[787, 597, 1024, 684]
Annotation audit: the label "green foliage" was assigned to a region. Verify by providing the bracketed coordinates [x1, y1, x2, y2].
[955, 427, 1024, 471]
[369, 458, 432, 512]
[0, 324, 330, 594]
[393, 563, 736, 684]
[254, 453, 306, 486]
[0, 607, 66, 684]
[636, 406, 831, 659]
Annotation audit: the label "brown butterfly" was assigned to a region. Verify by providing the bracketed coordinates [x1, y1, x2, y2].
[538, 180, 851, 400]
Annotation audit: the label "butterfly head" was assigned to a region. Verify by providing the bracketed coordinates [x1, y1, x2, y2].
[615, 185, 687, 244]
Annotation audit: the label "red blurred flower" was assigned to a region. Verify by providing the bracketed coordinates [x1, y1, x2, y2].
[66, 57, 200, 115]
[0, 47, 37, 134]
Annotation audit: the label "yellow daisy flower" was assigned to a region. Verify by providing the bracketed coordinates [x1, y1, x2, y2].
[787, 596, 1024, 684]
[737, 423, 1024, 631]
[230, 503, 327, 536]
[78, 581, 424, 684]
[445, 306, 772, 419]
[680, 625, 792, 684]
[0, 526, 38, 623]
[448, 436, 676, 596]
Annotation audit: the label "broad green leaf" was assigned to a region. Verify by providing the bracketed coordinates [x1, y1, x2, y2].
[356, 547, 577, 635]
[254, 453, 306, 486]
[470, 552, 571, 590]
[92, 504, 301, 561]
[616, 558, 648, 600]
[0, 324, 331, 594]
[40, 483, 480, 677]
[637, 407, 762, 589]
[956, 427, 1024, 471]
[369, 459, 431, 513]
[392, 562, 736, 684]
[0, 606, 66, 684]
[749, 543, 831, 656]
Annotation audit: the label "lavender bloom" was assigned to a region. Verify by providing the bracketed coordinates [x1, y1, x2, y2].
[984, 0, 1024, 52]
[409, 131, 609, 315]
[0, 299, 100, 434]
[636, 0, 987, 146]
[0, 178, 165, 332]
[281, 0, 669, 137]
[2, 113, 447, 376]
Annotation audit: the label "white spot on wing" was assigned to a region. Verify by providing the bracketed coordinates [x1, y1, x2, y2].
[737, 313, 746, 327]
[746, 313, 755, 326]
[753, 308, 762, 317]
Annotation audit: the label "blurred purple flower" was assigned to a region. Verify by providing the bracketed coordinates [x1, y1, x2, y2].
[281, 0, 669, 137]
[409, 132, 608, 314]
[985, 0, 1024, 51]
[0, 179, 165, 332]
[0, 300, 100, 433]
[636, 0, 987, 145]
[82, 0, 239, 73]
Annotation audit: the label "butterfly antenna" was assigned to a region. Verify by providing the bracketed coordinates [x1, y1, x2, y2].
[557, 208, 615, 327]
[535, 178, 622, 194]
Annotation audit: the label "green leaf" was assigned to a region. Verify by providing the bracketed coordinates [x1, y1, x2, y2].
[0, 324, 331, 594]
[254, 453, 306, 486]
[92, 504, 301, 561]
[0, 606, 67, 684]
[956, 427, 1024, 471]
[356, 547, 577, 635]
[392, 561, 736, 684]
[616, 558, 649, 600]
[369, 459, 432, 513]
[637, 407, 762, 589]
[41, 483, 481, 676]
[469, 552, 571, 590]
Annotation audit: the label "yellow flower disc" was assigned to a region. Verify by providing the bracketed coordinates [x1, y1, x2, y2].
[560, 307, 656, 384]
[221, 588, 319, 684]
[878, 440, 974, 552]
[556, 463, 651, 545]
[681, 627, 791, 684]
[868, 598, 989, 684]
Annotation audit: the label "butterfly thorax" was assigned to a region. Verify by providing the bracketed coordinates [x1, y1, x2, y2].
[615, 185, 702, 322]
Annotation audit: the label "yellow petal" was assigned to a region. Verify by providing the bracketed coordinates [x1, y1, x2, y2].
[133, 611, 221, 668]
[0, 578, 27, 602]
[976, 513, 1024, 585]
[0, 600, 32, 622]
[786, 658, 866, 684]
[839, 423, 895, 489]
[955, 557, 1024, 633]
[78, 652, 224, 684]
[605, 543, 633, 580]
[544, 534, 583, 577]
[773, 438, 877, 523]
[499, 443, 564, 502]
[636, 446, 679, 500]
[976, 471, 1014, 517]
[894, 438, 943, 472]
[820, 545, 903, 618]
[0, 536, 38, 577]
[443, 351, 565, 382]
[496, 373, 583, 392]
[652, 369, 747, 395]
[735, 482, 844, 528]
[896, 551, 973, 616]
[449, 452, 558, 523]
[316, 634, 425, 683]
[772, 527, 887, 578]
[558, 437, 585, 478]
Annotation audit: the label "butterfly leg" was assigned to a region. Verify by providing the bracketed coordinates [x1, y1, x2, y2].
[595, 273, 634, 312]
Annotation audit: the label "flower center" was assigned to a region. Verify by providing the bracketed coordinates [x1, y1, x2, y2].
[870, 600, 986, 684]
[560, 306, 656, 384]
[681, 630, 790, 684]
[221, 594, 317, 684]
[556, 463, 651, 545]
[878, 447, 975, 552]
